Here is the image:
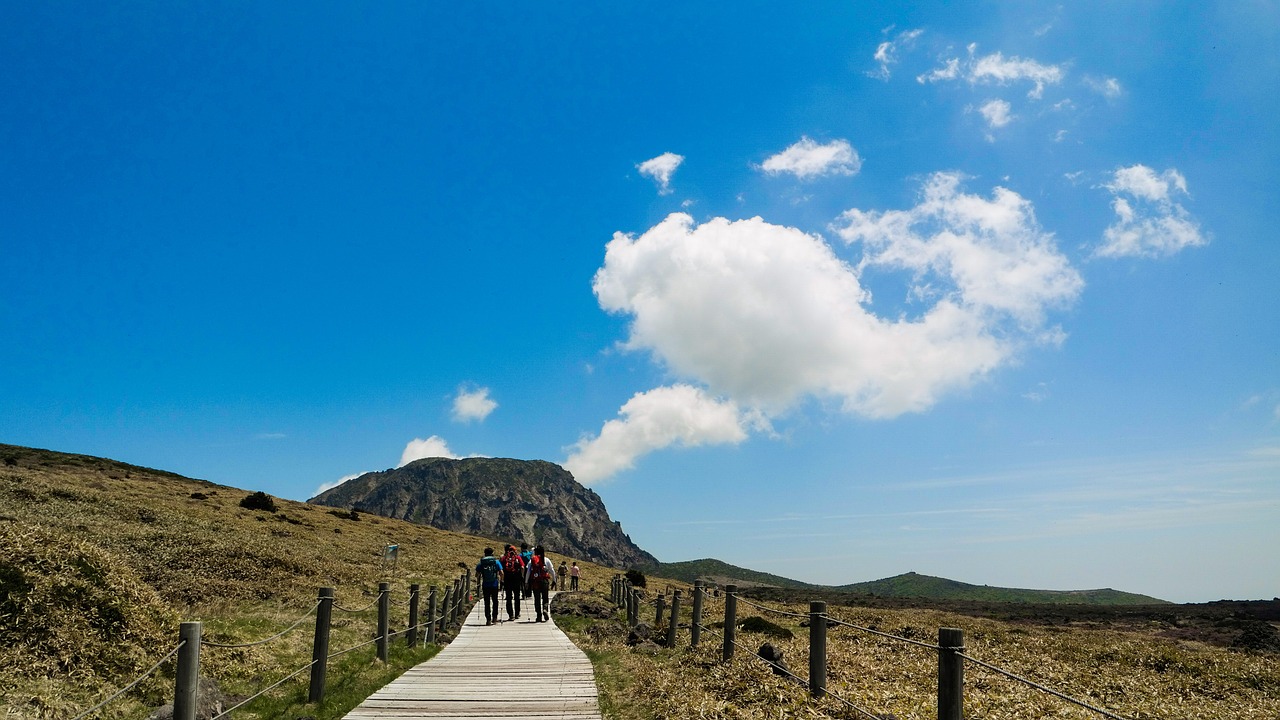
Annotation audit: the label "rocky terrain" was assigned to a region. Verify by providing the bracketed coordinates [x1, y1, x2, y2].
[308, 456, 657, 569]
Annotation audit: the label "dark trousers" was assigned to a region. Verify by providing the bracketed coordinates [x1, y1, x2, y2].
[571, 575, 579, 591]
[532, 583, 549, 620]
[504, 575, 523, 618]
[482, 585, 500, 623]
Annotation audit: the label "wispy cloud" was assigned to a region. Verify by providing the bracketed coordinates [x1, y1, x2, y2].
[637, 152, 684, 195]
[920, 44, 1065, 99]
[1096, 165, 1207, 258]
[867, 28, 923, 80]
[978, 98, 1015, 129]
[759, 137, 862, 179]
[312, 471, 368, 497]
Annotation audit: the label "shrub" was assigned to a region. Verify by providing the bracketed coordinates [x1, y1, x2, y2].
[239, 491, 277, 512]
[626, 568, 647, 588]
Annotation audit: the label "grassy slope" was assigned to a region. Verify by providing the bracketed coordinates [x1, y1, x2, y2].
[0, 443, 627, 720]
[650, 558, 819, 589]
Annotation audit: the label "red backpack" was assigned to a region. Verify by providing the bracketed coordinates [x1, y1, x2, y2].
[502, 550, 523, 575]
[529, 554, 548, 583]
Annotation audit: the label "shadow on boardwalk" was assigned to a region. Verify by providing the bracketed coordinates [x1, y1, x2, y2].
[344, 593, 601, 719]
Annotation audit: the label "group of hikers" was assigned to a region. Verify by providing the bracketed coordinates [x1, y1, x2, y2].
[475, 542, 581, 626]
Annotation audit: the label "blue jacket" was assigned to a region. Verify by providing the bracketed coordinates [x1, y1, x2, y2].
[476, 556, 502, 588]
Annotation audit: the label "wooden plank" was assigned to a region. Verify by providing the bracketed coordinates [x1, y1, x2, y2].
[343, 594, 602, 719]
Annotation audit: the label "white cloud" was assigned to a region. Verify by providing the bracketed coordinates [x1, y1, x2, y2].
[637, 152, 684, 195]
[920, 46, 1064, 99]
[313, 471, 368, 497]
[867, 28, 923, 80]
[592, 174, 1081, 424]
[563, 384, 758, 485]
[1096, 165, 1207, 258]
[1085, 76, 1123, 98]
[760, 137, 862, 179]
[979, 99, 1015, 128]
[452, 385, 497, 423]
[399, 435, 459, 466]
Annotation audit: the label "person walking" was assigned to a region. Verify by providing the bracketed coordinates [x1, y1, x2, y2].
[500, 544, 525, 620]
[520, 542, 533, 599]
[475, 547, 503, 626]
[570, 561, 580, 591]
[558, 561, 568, 591]
[524, 545, 556, 623]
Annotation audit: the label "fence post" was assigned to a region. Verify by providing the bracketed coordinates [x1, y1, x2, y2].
[666, 590, 681, 648]
[691, 581, 703, 647]
[174, 621, 202, 720]
[426, 586, 438, 644]
[938, 627, 964, 720]
[377, 582, 390, 662]
[407, 583, 420, 648]
[723, 584, 737, 662]
[630, 588, 640, 628]
[440, 586, 453, 632]
[655, 593, 666, 626]
[308, 588, 334, 703]
[809, 601, 827, 698]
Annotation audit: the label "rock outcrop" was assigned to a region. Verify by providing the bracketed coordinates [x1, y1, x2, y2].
[307, 457, 657, 569]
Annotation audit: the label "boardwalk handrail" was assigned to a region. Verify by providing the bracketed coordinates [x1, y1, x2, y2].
[655, 583, 1139, 720]
[68, 568, 475, 720]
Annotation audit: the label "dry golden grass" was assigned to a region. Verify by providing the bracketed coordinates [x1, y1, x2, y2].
[0, 445, 620, 719]
[563, 592, 1280, 719]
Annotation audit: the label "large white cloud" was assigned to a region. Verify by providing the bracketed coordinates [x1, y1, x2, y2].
[1096, 165, 1206, 258]
[760, 137, 862, 179]
[592, 174, 1081, 426]
[452, 385, 497, 423]
[637, 152, 684, 195]
[563, 384, 757, 485]
[399, 435, 459, 466]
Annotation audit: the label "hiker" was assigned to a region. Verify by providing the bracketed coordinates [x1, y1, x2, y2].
[520, 542, 533, 598]
[524, 545, 556, 622]
[476, 547, 503, 626]
[558, 560, 568, 590]
[500, 544, 525, 620]
[570, 561, 580, 591]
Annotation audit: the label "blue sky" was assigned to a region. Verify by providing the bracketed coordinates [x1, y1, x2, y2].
[3, 3, 1277, 604]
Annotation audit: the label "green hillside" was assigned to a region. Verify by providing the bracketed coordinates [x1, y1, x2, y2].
[836, 571, 1170, 605]
[648, 558, 818, 590]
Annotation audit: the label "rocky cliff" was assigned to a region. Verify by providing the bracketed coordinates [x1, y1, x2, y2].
[307, 457, 657, 569]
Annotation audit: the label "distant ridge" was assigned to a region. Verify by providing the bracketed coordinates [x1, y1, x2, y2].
[649, 560, 1169, 605]
[835, 571, 1170, 605]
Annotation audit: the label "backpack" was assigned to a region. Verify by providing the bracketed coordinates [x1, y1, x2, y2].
[502, 551, 523, 575]
[480, 557, 501, 585]
[529, 554, 547, 582]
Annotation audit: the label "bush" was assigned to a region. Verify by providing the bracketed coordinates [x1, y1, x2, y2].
[239, 491, 277, 512]
[626, 568, 647, 588]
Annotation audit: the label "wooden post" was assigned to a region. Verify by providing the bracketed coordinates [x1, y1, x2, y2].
[809, 601, 827, 698]
[655, 593, 666, 626]
[938, 627, 965, 720]
[440, 586, 453, 632]
[691, 581, 703, 647]
[465, 568, 472, 602]
[407, 583, 420, 648]
[308, 588, 333, 703]
[173, 621, 202, 720]
[666, 590, 681, 648]
[451, 577, 461, 625]
[377, 582, 390, 662]
[723, 584, 737, 662]
[426, 586, 438, 643]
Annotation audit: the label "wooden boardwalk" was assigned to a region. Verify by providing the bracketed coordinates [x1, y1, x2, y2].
[343, 594, 602, 719]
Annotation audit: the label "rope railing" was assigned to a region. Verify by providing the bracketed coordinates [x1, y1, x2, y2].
[610, 578, 1143, 720]
[332, 595, 381, 613]
[68, 641, 185, 720]
[200, 601, 321, 649]
[209, 658, 319, 719]
[958, 651, 1134, 720]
